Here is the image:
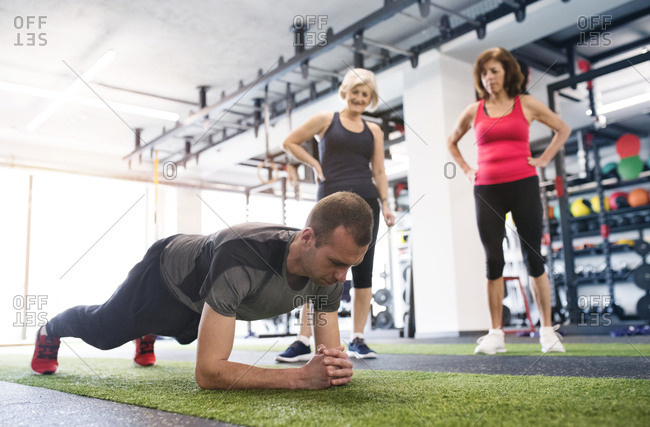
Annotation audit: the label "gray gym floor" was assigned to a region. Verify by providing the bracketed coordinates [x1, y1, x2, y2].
[0, 381, 235, 426]
[2, 330, 648, 426]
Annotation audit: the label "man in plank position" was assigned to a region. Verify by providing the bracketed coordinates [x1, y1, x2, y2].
[31, 191, 372, 390]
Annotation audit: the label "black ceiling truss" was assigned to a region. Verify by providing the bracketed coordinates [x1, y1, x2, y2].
[549, 4, 650, 55]
[513, 4, 650, 79]
[124, 0, 542, 172]
[588, 34, 650, 64]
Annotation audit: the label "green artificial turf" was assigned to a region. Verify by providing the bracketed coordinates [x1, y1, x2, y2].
[2, 355, 649, 426]
[233, 342, 650, 357]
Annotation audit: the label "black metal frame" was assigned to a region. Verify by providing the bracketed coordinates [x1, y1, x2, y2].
[123, 0, 541, 169]
[545, 50, 650, 323]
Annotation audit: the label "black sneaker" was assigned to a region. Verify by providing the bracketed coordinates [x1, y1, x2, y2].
[275, 340, 312, 363]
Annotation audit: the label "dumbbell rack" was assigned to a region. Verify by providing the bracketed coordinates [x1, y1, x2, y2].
[541, 133, 650, 325]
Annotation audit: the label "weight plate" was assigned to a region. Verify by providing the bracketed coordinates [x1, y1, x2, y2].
[636, 294, 650, 320]
[373, 289, 392, 306]
[634, 239, 650, 257]
[374, 310, 393, 329]
[634, 264, 650, 291]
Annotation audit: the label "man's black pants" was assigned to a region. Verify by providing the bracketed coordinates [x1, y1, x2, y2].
[47, 235, 201, 349]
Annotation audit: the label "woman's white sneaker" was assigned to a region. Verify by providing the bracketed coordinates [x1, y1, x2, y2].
[540, 325, 566, 353]
[474, 329, 506, 355]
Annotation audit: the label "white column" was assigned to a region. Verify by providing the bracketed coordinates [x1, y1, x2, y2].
[403, 50, 490, 337]
[176, 187, 202, 234]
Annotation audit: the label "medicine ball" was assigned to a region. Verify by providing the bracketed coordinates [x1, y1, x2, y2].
[571, 199, 592, 217]
[590, 195, 610, 213]
[609, 192, 628, 210]
[601, 162, 618, 179]
[628, 188, 650, 207]
[617, 156, 643, 180]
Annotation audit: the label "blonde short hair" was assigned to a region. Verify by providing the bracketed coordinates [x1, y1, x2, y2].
[338, 68, 379, 111]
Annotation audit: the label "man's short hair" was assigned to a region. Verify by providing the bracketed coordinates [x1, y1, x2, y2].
[306, 192, 374, 248]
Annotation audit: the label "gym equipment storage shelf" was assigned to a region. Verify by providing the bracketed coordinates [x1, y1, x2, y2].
[567, 205, 650, 239]
[537, 50, 650, 326]
[540, 133, 650, 325]
[552, 242, 638, 258]
[541, 170, 650, 197]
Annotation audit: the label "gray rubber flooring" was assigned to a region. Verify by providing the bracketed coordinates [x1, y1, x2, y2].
[234, 351, 650, 380]
[0, 381, 236, 426]
[352, 354, 650, 379]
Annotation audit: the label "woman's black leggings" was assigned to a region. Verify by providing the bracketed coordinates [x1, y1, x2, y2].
[473, 175, 546, 280]
[350, 198, 380, 289]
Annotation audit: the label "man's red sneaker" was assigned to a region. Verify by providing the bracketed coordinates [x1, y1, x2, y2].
[134, 334, 157, 367]
[31, 327, 60, 375]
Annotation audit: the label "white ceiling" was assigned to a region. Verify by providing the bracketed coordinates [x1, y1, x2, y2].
[1, 0, 647, 194]
[0, 0, 395, 190]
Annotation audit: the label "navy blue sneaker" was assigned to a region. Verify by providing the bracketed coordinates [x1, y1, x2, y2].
[347, 337, 377, 359]
[275, 340, 312, 363]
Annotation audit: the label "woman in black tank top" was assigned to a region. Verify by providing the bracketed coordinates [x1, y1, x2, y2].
[279, 68, 395, 361]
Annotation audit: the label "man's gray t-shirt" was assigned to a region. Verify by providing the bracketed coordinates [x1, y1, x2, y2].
[159, 223, 342, 320]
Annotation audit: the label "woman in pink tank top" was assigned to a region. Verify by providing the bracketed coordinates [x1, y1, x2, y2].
[447, 47, 570, 355]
